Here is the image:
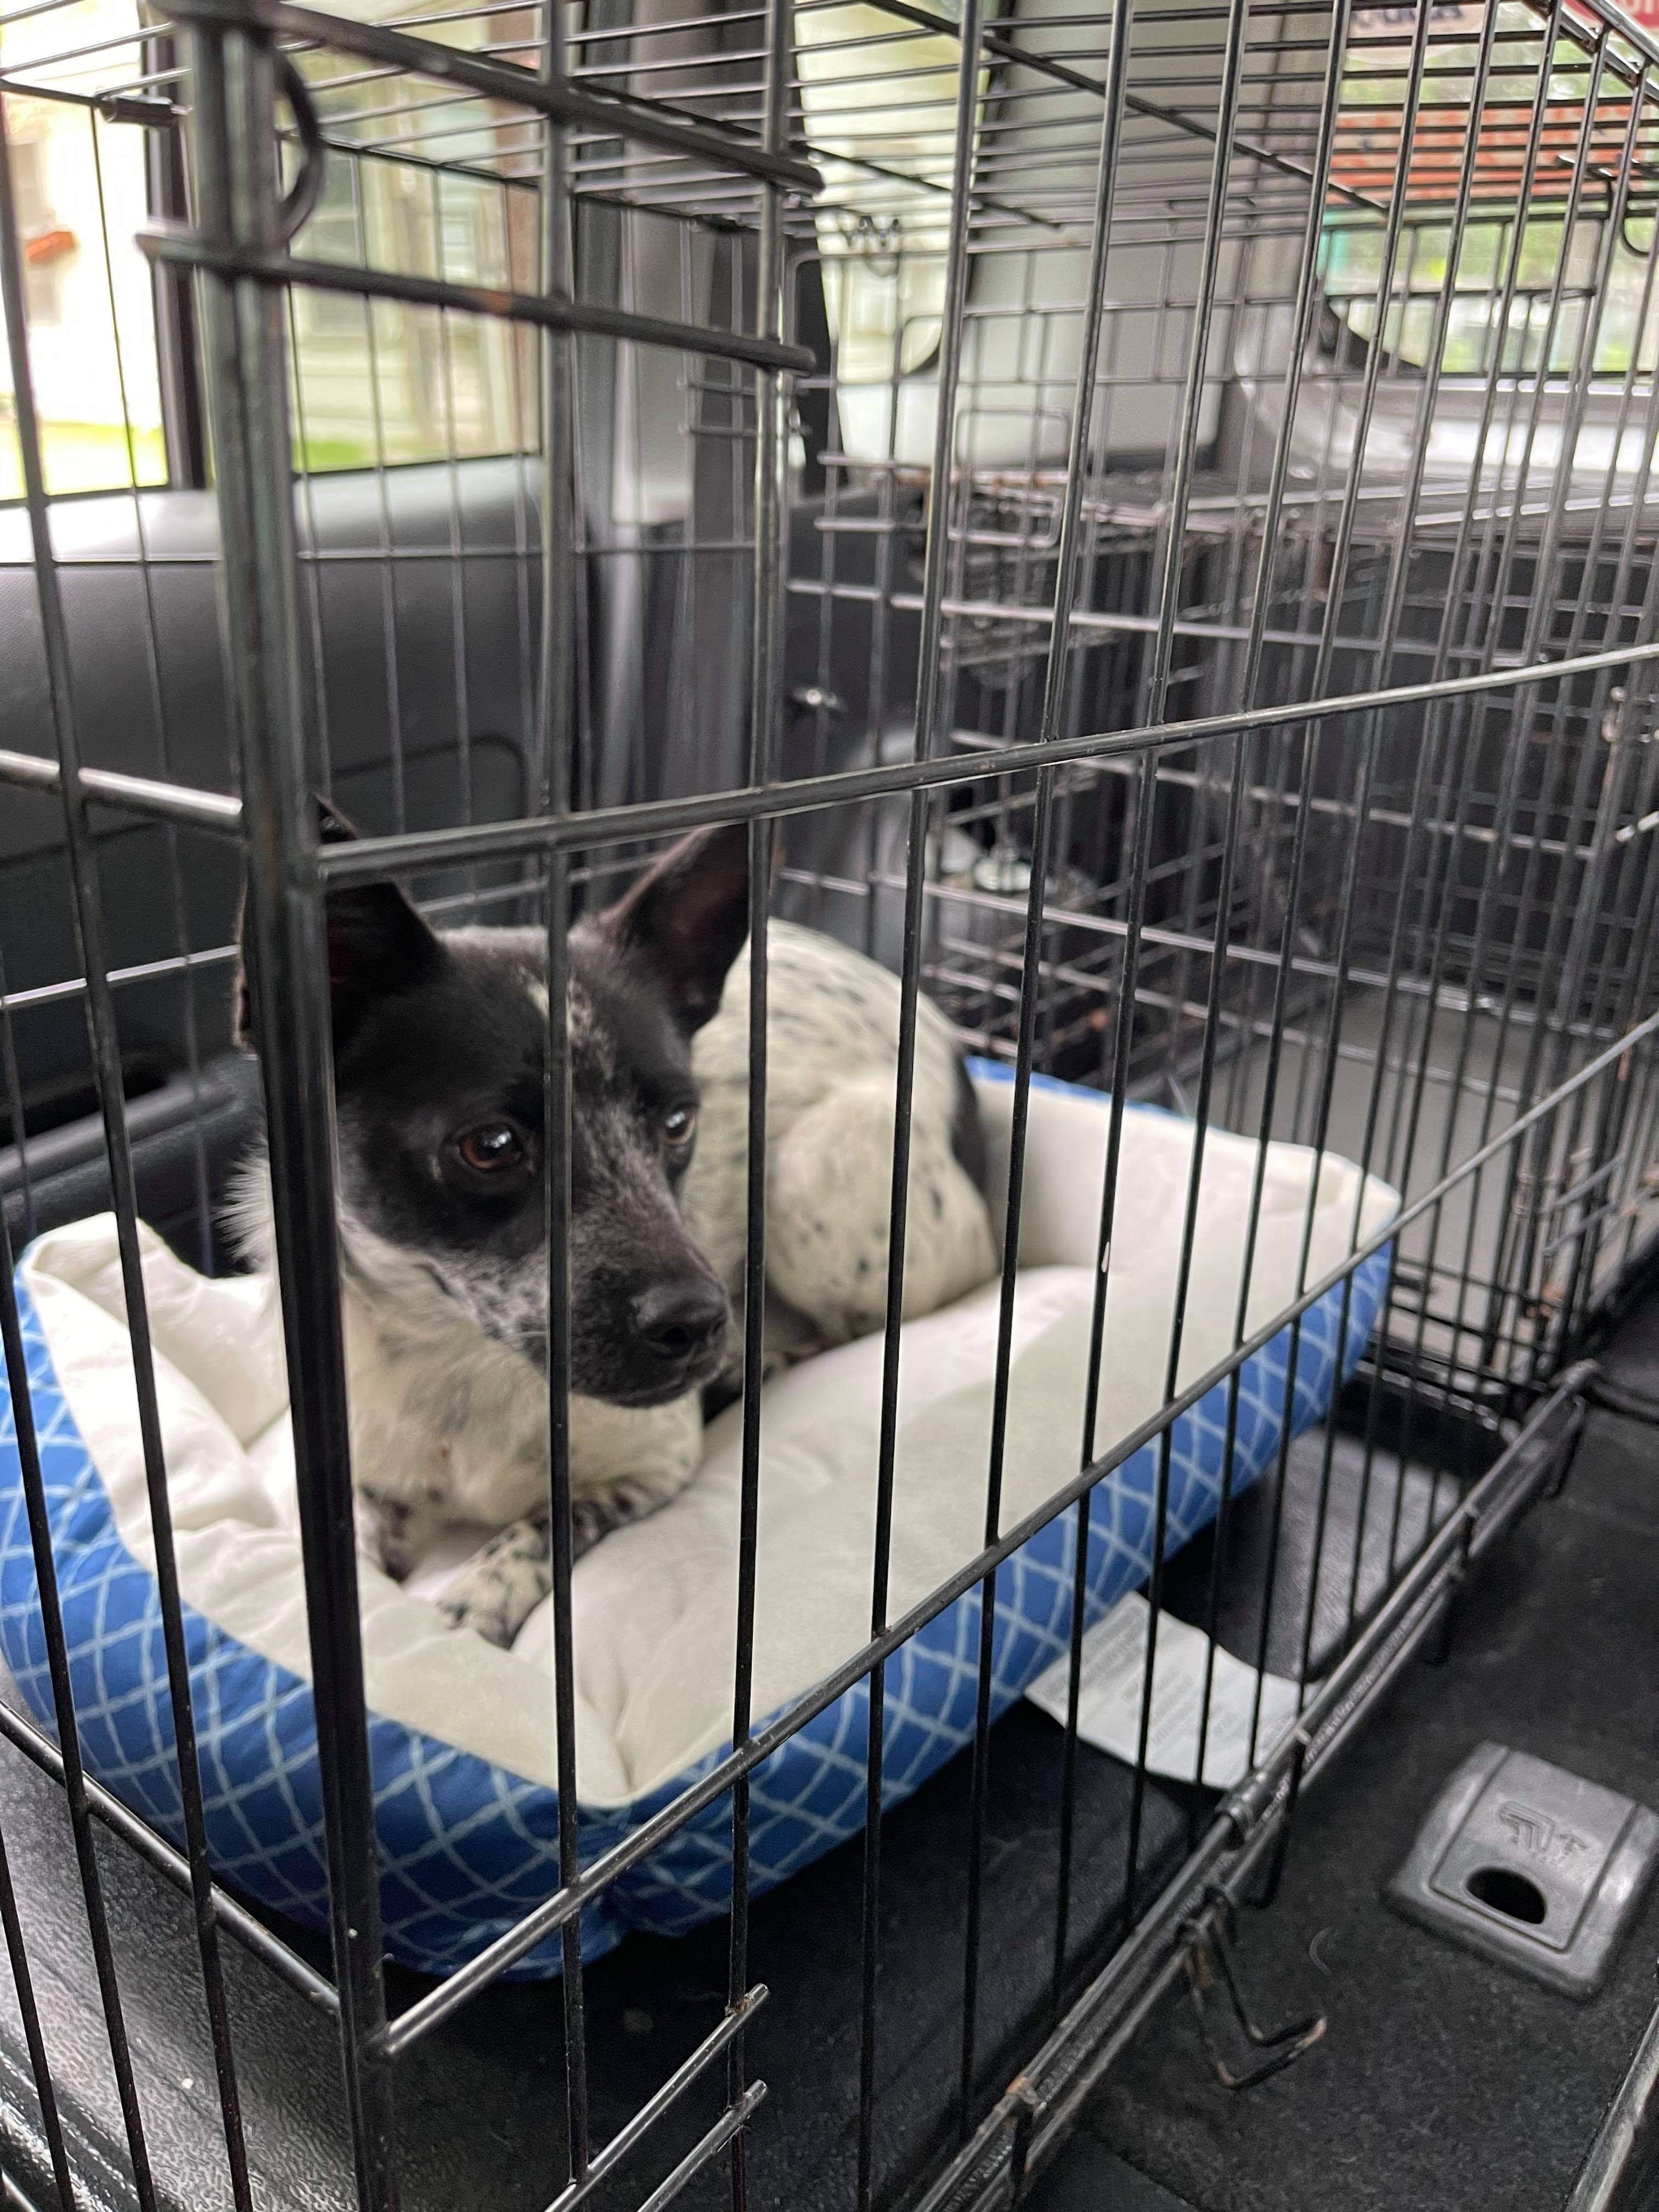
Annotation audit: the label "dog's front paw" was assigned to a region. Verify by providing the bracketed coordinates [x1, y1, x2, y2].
[436, 1588, 520, 1650]
[357, 1485, 435, 1583]
[436, 1518, 553, 1649]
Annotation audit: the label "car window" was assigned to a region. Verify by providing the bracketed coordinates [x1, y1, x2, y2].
[1324, 1, 1659, 379]
[0, 0, 167, 497]
[0, 0, 542, 496]
[797, 0, 984, 389]
[287, 18, 540, 473]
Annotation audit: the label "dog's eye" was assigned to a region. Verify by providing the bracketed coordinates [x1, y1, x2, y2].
[452, 1122, 528, 1177]
[662, 1105, 696, 1149]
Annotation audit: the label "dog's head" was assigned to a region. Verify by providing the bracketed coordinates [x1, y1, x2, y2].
[234, 807, 757, 1407]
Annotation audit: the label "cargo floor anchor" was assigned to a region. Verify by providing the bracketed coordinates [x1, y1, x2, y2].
[1388, 1743, 1659, 1999]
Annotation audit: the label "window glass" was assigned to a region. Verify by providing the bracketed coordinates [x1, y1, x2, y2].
[1324, 3, 1659, 379]
[796, 0, 985, 387]
[287, 1, 540, 473]
[0, 0, 167, 497]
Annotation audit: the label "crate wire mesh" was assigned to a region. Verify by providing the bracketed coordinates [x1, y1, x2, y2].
[1, 0, 1658, 2204]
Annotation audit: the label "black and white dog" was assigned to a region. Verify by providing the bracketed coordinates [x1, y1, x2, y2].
[232, 812, 998, 1646]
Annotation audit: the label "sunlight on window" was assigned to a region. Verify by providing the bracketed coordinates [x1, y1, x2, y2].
[287, 147, 538, 472]
[795, 0, 985, 388]
[0, 0, 167, 499]
[285, 0, 540, 474]
[1323, 2, 1659, 380]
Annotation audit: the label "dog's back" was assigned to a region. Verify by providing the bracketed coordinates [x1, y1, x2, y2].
[686, 921, 998, 1373]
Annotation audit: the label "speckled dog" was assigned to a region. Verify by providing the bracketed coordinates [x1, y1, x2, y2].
[232, 811, 997, 1647]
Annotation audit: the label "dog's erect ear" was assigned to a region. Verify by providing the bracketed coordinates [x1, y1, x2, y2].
[601, 822, 774, 1032]
[232, 797, 443, 1054]
[313, 802, 444, 1049]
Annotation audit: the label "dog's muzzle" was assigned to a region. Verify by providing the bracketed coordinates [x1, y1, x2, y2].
[519, 1270, 731, 1406]
[620, 1277, 730, 1400]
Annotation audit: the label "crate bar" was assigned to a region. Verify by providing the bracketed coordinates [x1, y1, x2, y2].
[853, 725, 929, 2190]
[533, 0, 589, 2176]
[845, 283, 905, 973]
[0, 77, 257, 2212]
[540, 1987, 769, 2212]
[1525, 198, 1659, 1231]
[849, 0, 988, 2180]
[1184, 0, 1357, 1806]
[88, 90, 217, 1276]
[0, 1808, 77, 2210]
[1546, 760, 1659, 1368]
[0, 62, 168, 111]
[983, 0, 1140, 2041]
[338, 157, 407, 830]
[1379, 0, 1592, 1477]
[1596, 0, 1659, 68]
[0, 1124, 157, 2210]
[160, 0, 817, 189]
[1428, 46, 1655, 1407]
[188, 24, 399, 2212]
[1242, 0, 1444, 1745]
[0, 748, 244, 832]
[786, 572, 1654, 658]
[1432, 16, 1622, 1178]
[0, 970, 136, 2212]
[913, 1364, 1596, 2212]
[0, 965, 32, 1240]
[314, 634, 1659, 887]
[957, 785, 1055, 2111]
[1107, 0, 1256, 1933]
[860, 0, 1385, 213]
[376, 314, 503, 829]
[1319, 0, 1513, 1655]
[1466, 66, 1659, 1395]
[0, 1690, 342, 2013]
[139, 229, 816, 377]
[15, 786, 1628, 1003]
[284, 296, 335, 804]
[723, 0, 793, 2191]
[635, 2081, 768, 2212]
[380, 1005, 1659, 2047]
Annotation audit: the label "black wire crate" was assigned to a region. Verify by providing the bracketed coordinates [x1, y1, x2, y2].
[2, 1, 1659, 2210]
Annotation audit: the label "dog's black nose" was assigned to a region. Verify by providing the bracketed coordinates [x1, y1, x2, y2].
[629, 1280, 727, 1366]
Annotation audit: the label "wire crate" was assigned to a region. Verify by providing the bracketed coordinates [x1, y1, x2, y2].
[1, 0, 1658, 2208]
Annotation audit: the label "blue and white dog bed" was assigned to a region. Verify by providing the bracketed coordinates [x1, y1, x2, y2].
[0, 1070, 1395, 1977]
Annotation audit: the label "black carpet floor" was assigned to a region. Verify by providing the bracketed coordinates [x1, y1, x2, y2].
[1032, 1344, 1659, 2212]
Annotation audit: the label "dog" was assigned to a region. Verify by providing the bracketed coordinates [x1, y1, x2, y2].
[230, 809, 998, 1647]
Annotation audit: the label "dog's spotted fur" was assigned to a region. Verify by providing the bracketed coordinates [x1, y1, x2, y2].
[685, 923, 995, 1368]
[234, 815, 996, 1646]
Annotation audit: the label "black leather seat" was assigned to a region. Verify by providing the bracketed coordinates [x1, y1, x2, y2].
[2, 1053, 263, 1278]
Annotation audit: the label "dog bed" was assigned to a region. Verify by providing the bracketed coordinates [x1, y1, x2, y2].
[0, 1068, 1396, 1977]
